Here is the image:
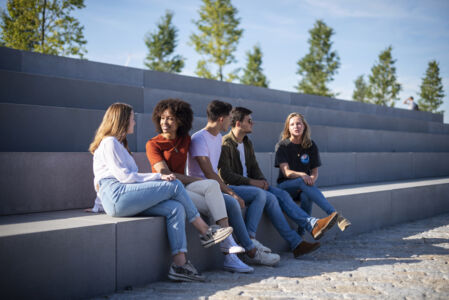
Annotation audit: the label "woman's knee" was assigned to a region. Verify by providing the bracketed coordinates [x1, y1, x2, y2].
[166, 201, 186, 221]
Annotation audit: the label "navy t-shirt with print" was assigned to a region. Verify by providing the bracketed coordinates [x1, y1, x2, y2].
[274, 139, 321, 184]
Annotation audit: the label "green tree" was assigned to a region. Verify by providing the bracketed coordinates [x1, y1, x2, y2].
[240, 44, 269, 88]
[144, 11, 184, 73]
[418, 60, 445, 114]
[352, 74, 369, 102]
[0, 0, 87, 58]
[190, 0, 243, 81]
[366, 46, 401, 107]
[296, 19, 340, 97]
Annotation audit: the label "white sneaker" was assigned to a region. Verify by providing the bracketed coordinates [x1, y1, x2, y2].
[251, 238, 272, 253]
[223, 254, 254, 273]
[220, 235, 245, 254]
[242, 249, 280, 266]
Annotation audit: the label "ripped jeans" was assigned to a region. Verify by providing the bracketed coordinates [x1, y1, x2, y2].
[99, 178, 200, 255]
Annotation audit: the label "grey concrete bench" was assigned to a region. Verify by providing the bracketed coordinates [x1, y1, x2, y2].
[1, 177, 448, 299]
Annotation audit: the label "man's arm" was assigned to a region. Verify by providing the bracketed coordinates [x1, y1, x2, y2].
[195, 156, 245, 208]
[152, 161, 201, 185]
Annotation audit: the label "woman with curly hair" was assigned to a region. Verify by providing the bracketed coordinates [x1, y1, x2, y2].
[89, 102, 232, 282]
[146, 98, 254, 273]
[275, 113, 351, 236]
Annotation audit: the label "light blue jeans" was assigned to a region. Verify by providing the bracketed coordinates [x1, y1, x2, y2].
[231, 185, 312, 250]
[278, 178, 336, 235]
[222, 193, 256, 251]
[99, 178, 200, 255]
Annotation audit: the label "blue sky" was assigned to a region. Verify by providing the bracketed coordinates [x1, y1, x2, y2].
[2, 0, 449, 122]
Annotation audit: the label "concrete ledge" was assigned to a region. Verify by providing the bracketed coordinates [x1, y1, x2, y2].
[5, 105, 448, 153]
[0, 103, 140, 152]
[1, 178, 448, 299]
[0, 210, 222, 299]
[261, 152, 449, 187]
[1, 152, 448, 216]
[1, 46, 442, 123]
[0, 69, 144, 112]
[0, 46, 144, 87]
[0, 211, 116, 300]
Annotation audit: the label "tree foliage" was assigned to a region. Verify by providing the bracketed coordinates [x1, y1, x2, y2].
[296, 19, 340, 97]
[352, 74, 369, 103]
[366, 46, 401, 107]
[418, 60, 445, 114]
[190, 0, 243, 81]
[240, 44, 268, 88]
[0, 0, 87, 58]
[144, 11, 184, 73]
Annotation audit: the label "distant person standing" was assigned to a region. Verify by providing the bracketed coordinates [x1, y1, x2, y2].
[403, 96, 419, 111]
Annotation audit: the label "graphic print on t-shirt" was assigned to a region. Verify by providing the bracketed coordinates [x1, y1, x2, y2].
[300, 153, 309, 165]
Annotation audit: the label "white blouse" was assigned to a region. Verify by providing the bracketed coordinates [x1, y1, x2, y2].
[93, 136, 161, 191]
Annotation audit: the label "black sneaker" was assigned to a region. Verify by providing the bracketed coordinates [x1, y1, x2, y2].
[199, 225, 233, 248]
[168, 261, 206, 282]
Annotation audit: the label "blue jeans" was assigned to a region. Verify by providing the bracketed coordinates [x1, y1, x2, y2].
[99, 178, 200, 255]
[232, 185, 310, 250]
[278, 178, 336, 235]
[222, 193, 256, 251]
[267, 186, 317, 232]
[229, 185, 266, 238]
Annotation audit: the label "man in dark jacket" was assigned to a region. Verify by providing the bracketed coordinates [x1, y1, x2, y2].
[218, 107, 338, 258]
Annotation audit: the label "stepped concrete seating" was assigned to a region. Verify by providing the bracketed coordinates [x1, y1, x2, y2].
[2, 69, 449, 136]
[2, 104, 449, 153]
[0, 46, 442, 123]
[1, 47, 449, 299]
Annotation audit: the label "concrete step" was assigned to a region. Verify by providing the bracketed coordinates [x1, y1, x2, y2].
[1, 46, 442, 123]
[2, 103, 448, 153]
[0, 103, 148, 152]
[0, 209, 222, 300]
[3, 69, 445, 136]
[255, 152, 449, 187]
[2, 151, 448, 216]
[0, 69, 144, 112]
[145, 88, 449, 134]
[1, 177, 448, 299]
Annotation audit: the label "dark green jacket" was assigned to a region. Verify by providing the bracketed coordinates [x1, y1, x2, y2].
[218, 131, 266, 186]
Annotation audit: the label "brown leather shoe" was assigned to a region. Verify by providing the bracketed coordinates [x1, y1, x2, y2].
[293, 241, 320, 258]
[311, 212, 338, 240]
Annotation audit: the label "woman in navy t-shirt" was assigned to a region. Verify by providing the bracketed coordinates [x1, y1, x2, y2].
[275, 113, 351, 235]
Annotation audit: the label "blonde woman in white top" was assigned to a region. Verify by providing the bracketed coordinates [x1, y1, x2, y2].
[89, 103, 232, 282]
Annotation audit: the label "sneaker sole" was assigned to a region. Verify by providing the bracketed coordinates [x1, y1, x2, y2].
[201, 227, 233, 248]
[313, 212, 338, 240]
[168, 273, 206, 282]
[220, 245, 246, 254]
[223, 266, 254, 273]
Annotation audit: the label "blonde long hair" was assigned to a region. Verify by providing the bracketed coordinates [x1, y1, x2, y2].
[89, 103, 133, 154]
[280, 113, 312, 148]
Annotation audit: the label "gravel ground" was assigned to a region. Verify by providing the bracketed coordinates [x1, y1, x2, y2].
[93, 213, 449, 300]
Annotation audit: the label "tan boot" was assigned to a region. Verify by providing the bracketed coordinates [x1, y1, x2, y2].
[311, 212, 338, 240]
